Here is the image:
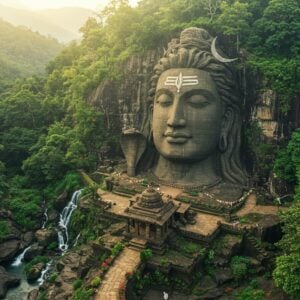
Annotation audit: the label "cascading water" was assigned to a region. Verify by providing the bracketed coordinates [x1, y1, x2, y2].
[42, 208, 48, 229]
[37, 260, 52, 286]
[73, 233, 81, 247]
[11, 246, 32, 267]
[57, 190, 82, 252]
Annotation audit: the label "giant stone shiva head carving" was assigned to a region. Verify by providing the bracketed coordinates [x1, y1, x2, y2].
[123, 27, 248, 200]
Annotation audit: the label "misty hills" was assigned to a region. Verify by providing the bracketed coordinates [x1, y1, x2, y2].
[0, 5, 96, 43]
[0, 19, 63, 87]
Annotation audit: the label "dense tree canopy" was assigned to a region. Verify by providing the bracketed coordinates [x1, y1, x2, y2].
[0, 19, 63, 91]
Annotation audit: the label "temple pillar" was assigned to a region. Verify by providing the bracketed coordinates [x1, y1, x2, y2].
[135, 221, 139, 235]
[156, 226, 162, 239]
[146, 223, 150, 239]
[126, 219, 130, 233]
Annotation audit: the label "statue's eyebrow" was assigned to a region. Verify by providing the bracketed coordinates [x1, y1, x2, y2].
[182, 89, 218, 102]
[155, 88, 173, 98]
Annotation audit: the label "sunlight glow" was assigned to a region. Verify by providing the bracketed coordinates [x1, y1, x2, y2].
[0, 0, 138, 10]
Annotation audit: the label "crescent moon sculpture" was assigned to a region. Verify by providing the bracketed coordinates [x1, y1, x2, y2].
[211, 37, 238, 63]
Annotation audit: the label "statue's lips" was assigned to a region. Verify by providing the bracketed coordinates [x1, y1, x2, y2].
[164, 132, 191, 144]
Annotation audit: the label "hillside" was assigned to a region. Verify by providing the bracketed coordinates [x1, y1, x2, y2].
[0, 19, 63, 87]
[0, 4, 95, 42]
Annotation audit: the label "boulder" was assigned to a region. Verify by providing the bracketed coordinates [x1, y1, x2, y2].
[197, 288, 223, 299]
[213, 268, 234, 285]
[21, 231, 34, 248]
[0, 239, 20, 263]
[35, 229, 57, 247]
[27, 289, 39, 300]
[24, 243, 44, 262]
[0, 266, 20, 299]
[48, 210, 59, 222]
[219, 235, 242, 260]
[26, 262, 45, 282]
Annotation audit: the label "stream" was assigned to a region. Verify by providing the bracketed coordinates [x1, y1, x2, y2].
[4, 189, 82, 299]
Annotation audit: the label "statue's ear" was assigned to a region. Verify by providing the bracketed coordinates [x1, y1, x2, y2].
[149, 104, 154, 128]
[219, 107, 234, 152]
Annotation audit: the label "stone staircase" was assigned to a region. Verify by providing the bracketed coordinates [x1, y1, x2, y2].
[129, 237, 148, 251]
[245, 233, 270, 263]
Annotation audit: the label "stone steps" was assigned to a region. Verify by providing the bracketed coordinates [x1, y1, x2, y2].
[128, 237, 148, 251]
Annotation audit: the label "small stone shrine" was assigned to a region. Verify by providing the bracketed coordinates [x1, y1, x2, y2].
[123, 187, 182, 252]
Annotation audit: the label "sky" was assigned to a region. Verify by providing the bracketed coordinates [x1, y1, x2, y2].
[0, 0, 138, 10]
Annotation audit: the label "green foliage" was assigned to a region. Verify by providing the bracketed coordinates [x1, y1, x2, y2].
[177, 236, 204, 257]
[0, 220, 10, 241]
[48, 272, 58, 283]
[38, 292, 47, 300]
[214, 0, 252, 50]
[274, 129, 300, 186]
[140, 248, 153, 263]
[273, 253, 300, 299]
[244, 122, 278, 183]
[73, 279, 83, 290]
[273, 200, 300, 298]
[47, 241, 58, 251]
[235, 286, 265, 300]
[111, 242, 124, 257]
[0, 19, 63, 88]
[3, 181, 42, 230]
[248, 58, 299, 113]
[250, 0, 300, 57]
[72, 287, 94, 300]
[90, 276, 101, 288]
[25, 256, 50, 273]
[230, 256, 251, 281]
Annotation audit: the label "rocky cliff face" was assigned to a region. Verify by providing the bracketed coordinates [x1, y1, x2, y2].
[251, 89, 281, 141]
[87, 50, 162, 137]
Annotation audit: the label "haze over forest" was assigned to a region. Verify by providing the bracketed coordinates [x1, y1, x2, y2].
[0, 4, 96, 42]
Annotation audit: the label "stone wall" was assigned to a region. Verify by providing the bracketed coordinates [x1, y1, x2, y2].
[87, 50, 162, 137]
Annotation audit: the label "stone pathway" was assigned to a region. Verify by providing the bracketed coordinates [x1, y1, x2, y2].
[183, 212, 222, 236]
[237, 194, 285, 216]
[95, 247, 141, 300]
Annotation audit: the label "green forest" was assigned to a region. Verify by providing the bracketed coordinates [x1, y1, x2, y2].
[0, 19, 63, 91]
[0, 0, 299, 299]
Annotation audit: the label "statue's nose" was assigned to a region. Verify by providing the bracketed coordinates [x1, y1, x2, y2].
[167, 98, 186, 127]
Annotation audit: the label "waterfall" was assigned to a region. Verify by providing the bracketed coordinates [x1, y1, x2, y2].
[37, 260, 52, 286]
[11, 246, 32, 267]
[73, 233, 81, 247]
[57, 190, 82, 252]
[42, 208, 48, 229]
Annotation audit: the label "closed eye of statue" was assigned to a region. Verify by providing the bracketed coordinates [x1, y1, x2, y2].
[187, 94, 210, 108]
[156, 94, 173, 106]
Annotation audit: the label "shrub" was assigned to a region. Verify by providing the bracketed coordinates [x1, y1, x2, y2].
[47, 241, 58, 251]
[140, 248, 153, 263]
[73, 279, 83, 290]
[25, 256, 50, 273]
[235, 286, 265, 300]
[230, 256, 250, 281]
[48, 272, 57, 283]
[111, 242, 124, 257]
[72, 287, 94, 300]
[90, 276, 101, 288]
[0, 220, 10, 241]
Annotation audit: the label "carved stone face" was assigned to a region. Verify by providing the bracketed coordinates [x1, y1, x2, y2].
[152, 68, 223, 161]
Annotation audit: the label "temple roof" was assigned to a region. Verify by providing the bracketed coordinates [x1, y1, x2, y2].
[123, 187, 178, 226]
[138, 187, 164, 209]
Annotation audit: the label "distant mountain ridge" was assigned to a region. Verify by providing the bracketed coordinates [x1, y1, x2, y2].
[0, 4, 96, 42]
[0, 19, 63, 87]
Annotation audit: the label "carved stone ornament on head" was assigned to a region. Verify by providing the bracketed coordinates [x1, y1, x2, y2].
[121, 27, 248, 201]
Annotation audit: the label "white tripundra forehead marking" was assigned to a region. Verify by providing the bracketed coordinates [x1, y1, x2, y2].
[164, 72, 199, 93]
